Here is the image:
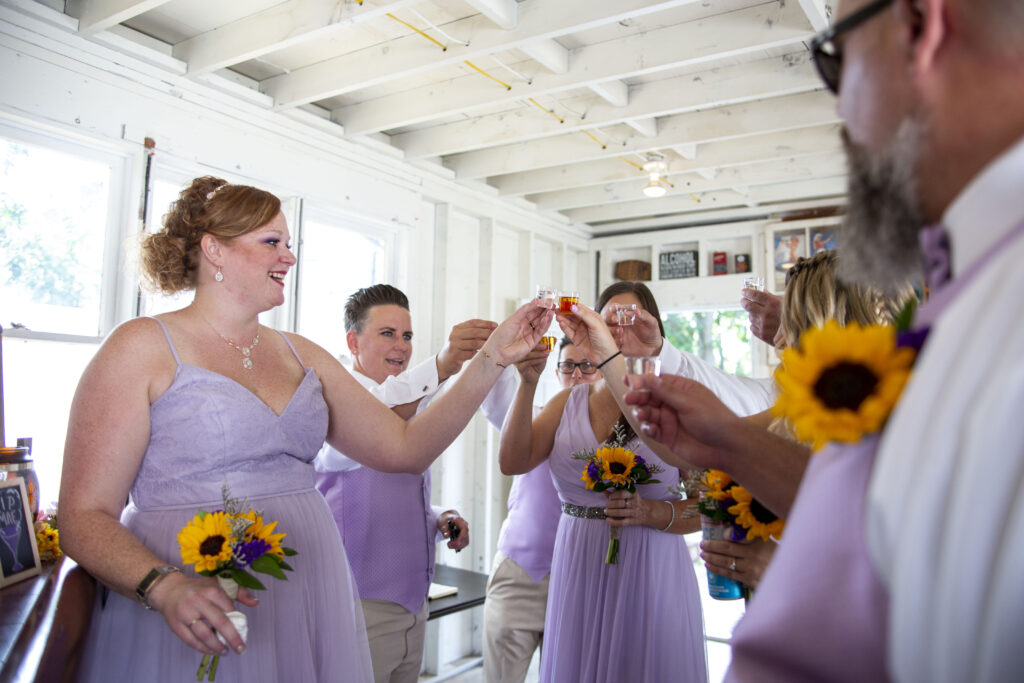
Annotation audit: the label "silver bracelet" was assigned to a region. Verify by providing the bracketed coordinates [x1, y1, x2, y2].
[659, 500, 675, 532]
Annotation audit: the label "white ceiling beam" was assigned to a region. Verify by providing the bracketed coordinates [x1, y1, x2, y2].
[674, 144, 698, 160]
[492, 124, 844, 196]
[465, 0, 518, 30]
[390, 43, 819, 159]
[393, 51, 819, 158]
[333, 0, 812, 133]
[520, 38, 569, 74]
[530, 153, 846, 211]
[173, 0, 420, 75]
[447, 90, 839, 179]
[625, 118, 658, 137]
[588, 80, 629, 107]
[565, 176, 847, 224]
[66, 0, 172, 35]
[797, 0, 832, 31]
[266, 0, 705, 108]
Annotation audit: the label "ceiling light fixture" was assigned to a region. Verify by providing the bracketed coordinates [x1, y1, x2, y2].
[641, 152, 668, 198]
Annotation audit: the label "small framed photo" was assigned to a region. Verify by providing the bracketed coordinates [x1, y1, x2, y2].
[0, 477, 42, 587]
[810, 230, 837, 254]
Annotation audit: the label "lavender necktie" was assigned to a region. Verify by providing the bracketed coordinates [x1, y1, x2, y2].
[918, 224, 952, 289]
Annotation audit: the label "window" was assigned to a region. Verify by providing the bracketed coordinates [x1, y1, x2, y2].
[0, 125, 131, 504]
[1, 136, 117, 337]
[294, 208, 393, 358]
[663, 309, 754, 377]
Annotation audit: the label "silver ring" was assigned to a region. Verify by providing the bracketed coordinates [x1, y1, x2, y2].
[729, 559, 737, 572]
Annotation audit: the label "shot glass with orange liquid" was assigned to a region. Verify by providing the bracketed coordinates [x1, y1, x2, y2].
[541, 335, 557, 352]
[558, 291, 580, 314]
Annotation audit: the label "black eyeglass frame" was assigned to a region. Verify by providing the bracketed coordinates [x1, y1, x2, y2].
[556, 360, 598, 375]
[810, 0, 894, 94]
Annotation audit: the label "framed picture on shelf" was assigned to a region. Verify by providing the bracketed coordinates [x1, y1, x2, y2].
[0, 477, 42, 587]
[773, 231, 806, 290]
[810, 230, 837, 254]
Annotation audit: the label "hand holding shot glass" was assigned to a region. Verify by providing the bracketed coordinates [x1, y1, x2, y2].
[558, 290, 581, 314]
[624, 355, 662, 392]
[615, 303, 638, 326]
[536, 285, 558, 309]
[742, 276, 765, 291]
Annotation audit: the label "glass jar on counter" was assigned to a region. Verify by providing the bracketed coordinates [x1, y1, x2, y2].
[1, 440, 40, 518]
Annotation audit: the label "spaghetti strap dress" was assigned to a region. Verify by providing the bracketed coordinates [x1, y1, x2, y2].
[77, 319, 373, 682]
[540, 384, 708, 683]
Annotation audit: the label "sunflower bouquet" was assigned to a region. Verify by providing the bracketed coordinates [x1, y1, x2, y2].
[573, 422, 663, 564]
[697, 469, 784, 600]
[177, 484, 297, 681]
[34, 505, 61, 563]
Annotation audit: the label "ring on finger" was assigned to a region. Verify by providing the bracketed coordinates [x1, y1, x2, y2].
[729, 558, 737, 572]
[188, 618, 200, 628]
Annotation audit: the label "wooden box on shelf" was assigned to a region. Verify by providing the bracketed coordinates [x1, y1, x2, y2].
[614, 260, 651, 281]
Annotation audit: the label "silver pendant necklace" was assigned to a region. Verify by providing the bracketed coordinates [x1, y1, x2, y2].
[201, 315, 260, 370]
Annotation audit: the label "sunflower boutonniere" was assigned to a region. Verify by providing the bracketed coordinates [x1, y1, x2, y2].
[772, 320, 917, 451]
[176, 485, 297, 681]
[572, 422, 663, 564]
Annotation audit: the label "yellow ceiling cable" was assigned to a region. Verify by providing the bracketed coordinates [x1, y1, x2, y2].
[386, 12, 448, 50]
[580, 128, 607, 150]
[464, 60, 512, 90]
[529, 97, 564, 123]
[386, 13, 512, 89]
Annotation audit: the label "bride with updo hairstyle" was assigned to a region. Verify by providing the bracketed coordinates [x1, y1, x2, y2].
[61, 175, 553, 682]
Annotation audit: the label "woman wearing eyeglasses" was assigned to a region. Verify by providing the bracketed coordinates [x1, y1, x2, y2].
[498, 283, 707, 683]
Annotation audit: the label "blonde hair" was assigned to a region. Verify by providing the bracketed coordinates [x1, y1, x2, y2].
[139, 176, 281, 294]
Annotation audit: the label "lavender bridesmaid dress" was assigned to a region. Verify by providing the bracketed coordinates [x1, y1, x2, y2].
[540, 385, 708, 682]
[77, 320, 372, 682]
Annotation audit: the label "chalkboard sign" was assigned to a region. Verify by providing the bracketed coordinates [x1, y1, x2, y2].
[659, 250, 699, 279]
[0, 478, 41, 587]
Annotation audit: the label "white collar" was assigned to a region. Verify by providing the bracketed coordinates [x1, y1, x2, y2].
[943, 134, 1024, 276]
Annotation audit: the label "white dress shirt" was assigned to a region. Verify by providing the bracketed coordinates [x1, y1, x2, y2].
[658, 339, 776, 416]
[867, 134, 1024, 683]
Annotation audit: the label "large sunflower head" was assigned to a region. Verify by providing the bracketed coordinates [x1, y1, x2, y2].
[239, 509, 286, 558]
[773, 320, 916, 450]
[727, 485, 785, 541]
[597, 446, 636, 487]
[178, 511, 234, 572]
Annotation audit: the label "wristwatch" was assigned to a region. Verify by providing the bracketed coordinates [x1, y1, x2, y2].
[136, 565, 181, 610]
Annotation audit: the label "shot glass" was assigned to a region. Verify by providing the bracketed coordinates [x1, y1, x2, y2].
[742, 276, 765, 291]
[558, 291, 580, 314]
[615, 303, 638, 326]
[541, 335, 557, 352]
[535, 285, 558, 309]
[623, 355, 661, 392]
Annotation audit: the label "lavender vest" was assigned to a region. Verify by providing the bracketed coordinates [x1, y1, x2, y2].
[496, 461, 562, 582]
[727, 219, 1024, 682]
[316, 467, 437, 614]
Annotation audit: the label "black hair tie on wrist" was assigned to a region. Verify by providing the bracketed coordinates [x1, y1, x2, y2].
[596, 350, 622, 370]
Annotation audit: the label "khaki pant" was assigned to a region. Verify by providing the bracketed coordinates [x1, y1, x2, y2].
[361, 598, 430, 683]
[483, 551, 550, 683]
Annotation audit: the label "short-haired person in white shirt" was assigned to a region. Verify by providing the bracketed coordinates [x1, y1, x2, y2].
[314, 284, 496, 683]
